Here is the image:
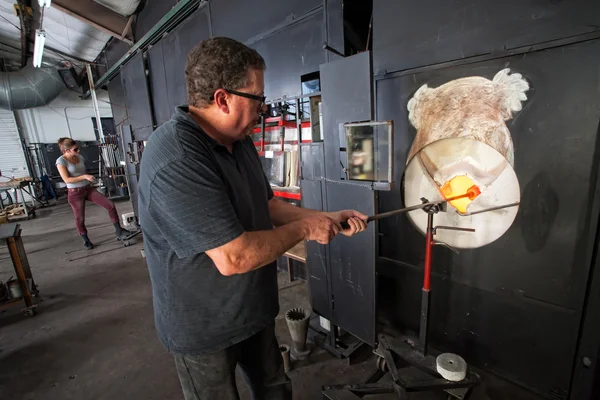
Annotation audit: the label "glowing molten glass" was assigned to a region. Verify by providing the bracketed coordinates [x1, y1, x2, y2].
[441, 176, 481, 213]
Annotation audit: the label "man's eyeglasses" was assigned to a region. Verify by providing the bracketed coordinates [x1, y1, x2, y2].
[72, 147, 80, 152]
[211, 89, 266, 107]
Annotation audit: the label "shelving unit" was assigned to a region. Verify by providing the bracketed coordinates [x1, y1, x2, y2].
[254, 93, 322, 203]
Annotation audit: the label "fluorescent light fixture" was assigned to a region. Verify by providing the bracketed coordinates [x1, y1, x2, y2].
[38, 0, 52, 8]
[33, 29, 46, 68]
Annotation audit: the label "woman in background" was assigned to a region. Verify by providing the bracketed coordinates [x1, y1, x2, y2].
[56, 137, 132, 250]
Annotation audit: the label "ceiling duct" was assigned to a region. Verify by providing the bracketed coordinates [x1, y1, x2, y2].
[91, 0, 143, 17]
[0, 65, 64, 110]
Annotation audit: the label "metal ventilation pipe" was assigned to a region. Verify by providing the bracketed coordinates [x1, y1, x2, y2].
[0, 65, 64, 110]
[92, 0, 143, 17]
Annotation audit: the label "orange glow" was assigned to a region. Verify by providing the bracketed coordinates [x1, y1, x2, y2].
[441, 176, 481, 213]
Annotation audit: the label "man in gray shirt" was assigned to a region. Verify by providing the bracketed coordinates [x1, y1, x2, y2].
[138, 37, 367, 400]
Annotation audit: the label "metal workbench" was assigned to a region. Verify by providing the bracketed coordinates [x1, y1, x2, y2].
[0, 223, 39, 316]
[0, 179, 37, 220]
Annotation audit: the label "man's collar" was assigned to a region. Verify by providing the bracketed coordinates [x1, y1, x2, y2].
[173, 106, 221, 149]
[173, 105, 250, 152]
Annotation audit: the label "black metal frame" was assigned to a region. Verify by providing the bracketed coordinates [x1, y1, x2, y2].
[322, 201, 482, 399]
[322, 333, 481, 400]
[308, 315, 367, 364]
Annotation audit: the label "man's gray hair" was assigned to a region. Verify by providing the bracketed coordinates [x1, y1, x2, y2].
[185, 37, 266, 108]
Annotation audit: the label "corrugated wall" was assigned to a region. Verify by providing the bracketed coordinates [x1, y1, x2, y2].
[0, 109, 28, 179]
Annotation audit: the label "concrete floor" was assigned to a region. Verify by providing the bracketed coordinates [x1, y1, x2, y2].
[0, 199, 375, 400]
[0, 199, 545, 400]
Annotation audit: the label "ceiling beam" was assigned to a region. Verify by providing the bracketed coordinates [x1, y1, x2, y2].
[120, 15, 134, 41]
[51, 0, 134, 45]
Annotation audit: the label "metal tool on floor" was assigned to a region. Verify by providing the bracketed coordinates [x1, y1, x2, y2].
[118, 229, 143, 247]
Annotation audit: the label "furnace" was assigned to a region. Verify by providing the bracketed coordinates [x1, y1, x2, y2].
[322, 65, 532, 399]
[404, 68, 529, 249]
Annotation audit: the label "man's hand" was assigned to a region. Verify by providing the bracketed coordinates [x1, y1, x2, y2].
[326, 210, 368, 237]
[302, 215, 342, 244]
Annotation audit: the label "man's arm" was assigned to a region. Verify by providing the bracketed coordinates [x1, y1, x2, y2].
[268, 197, 320, 225]
[146, 157, 342, 275]
[206, 214, 339, 276]
[268, 197, 368, 236]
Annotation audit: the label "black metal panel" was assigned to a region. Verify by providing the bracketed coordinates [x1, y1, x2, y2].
[326, 182, 377, 346]
[120, 52, 154, 141]
[372, 0, 600, 74]
[325, 0, 344, 62]
[134, 0, 178, 39]
[571, 128, 600, 400]
[301, 143, 326, 181]
[105, 40, 129, 70]
[121, 125, 140, 218]
[91, 117, 116, 140]
[375, 40, 600, 396]
[249, 11, 327, 101]
[318, 51, 376, 346]
[320, 51, 372, 181]
[107, 79, 129, 129]
[160, 9, 211, 109]
[377, 258, 575, 400]
[147, 41, 171, 126]
[300, 179, 330, 318]
[210, 0, 321, 43]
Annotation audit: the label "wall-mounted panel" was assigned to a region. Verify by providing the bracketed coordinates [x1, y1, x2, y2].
[375, 39, 600, 396]
[320, 52, 372, 181]
[250, 12, 327, 101]
[147, 41, 170, 126]
[326, 182, 377, 346]
[211, 0, 321, 43]
[134, 0, 178, 39]
[301, 179, 330, 318]
[105, 40, 129, 70]
[372, 0, 600, 74]
[121, 52, 154, 141]
[145, 9, 210, 125]
[377, 258, 577, 399]
[107, 79, 129, 129]
[161, 9, 210, 109]
[326, 0, 344, 62]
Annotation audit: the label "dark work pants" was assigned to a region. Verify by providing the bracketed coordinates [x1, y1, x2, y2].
[67, 186, 119, 235]
[174, 323, 292, 400]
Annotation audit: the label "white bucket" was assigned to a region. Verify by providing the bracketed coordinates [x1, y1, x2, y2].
[7, 280, 22, 299]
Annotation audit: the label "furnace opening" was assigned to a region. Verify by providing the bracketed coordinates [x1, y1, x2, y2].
[441, 176, 481, 213]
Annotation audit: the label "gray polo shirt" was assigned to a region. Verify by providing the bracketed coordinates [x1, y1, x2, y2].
[138, 106, 278, 356]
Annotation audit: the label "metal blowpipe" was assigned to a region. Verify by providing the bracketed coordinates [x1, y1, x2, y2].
[340, 185, 485, 230]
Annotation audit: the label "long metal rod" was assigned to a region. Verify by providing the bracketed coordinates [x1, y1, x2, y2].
[369, 192, 473, 222]
[86, 64, 104, 140]
[419, 213, 434, 356]
[323, 43, 345, 58]
[341, 193, 472, 229]
[376, 31, 600, 80]
[456, 202, 520, 216]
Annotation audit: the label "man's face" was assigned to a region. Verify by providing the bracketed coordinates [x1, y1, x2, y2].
[228, 68, 266, 140]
